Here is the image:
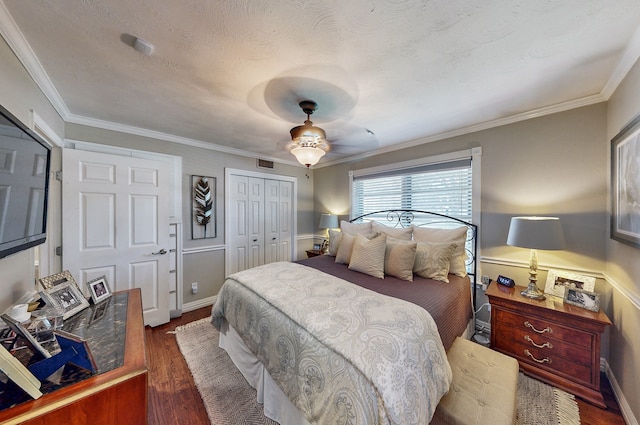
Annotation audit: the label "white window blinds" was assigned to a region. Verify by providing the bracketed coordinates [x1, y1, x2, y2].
[352, 158, 472, 222]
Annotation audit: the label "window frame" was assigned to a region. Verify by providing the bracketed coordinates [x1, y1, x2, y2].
[348, 147, 482, 240]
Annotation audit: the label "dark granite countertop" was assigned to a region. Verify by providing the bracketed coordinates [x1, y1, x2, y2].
[0, 292, 129, 410]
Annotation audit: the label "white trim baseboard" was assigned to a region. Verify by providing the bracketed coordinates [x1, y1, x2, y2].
[602, 358, 639, 425]
[182, 296, 216, 314]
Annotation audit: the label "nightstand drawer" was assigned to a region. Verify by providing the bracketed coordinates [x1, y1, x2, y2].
[495, 309, 592, 349]
[494, 325, 591, 366]
[496, 338, 594, 386]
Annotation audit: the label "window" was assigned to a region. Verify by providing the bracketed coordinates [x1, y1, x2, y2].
[352, 158, 472, 223]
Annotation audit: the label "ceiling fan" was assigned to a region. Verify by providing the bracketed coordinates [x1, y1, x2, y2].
[288, 100, 330, 167]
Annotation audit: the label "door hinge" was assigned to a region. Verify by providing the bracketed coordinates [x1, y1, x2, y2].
[55, 246, 62, 256]
[55, 170, 62, 181]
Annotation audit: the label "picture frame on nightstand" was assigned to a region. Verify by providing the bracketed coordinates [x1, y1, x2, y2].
[564, 287, 600, 312]
[544, 269, 595, 299]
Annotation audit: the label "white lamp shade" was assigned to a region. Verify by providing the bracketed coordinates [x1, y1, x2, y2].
[318, 214, 338, 229]
[291, 145, 325, 166]
[507, 216, 565, 250]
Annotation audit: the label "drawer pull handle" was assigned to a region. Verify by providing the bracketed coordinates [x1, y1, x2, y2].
[524, 335, 553, 349]
[525, 349, 551, 364]
[524, 321, 552, 334]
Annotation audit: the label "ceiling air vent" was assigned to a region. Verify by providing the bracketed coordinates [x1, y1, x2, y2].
[257, 159, 274, 169]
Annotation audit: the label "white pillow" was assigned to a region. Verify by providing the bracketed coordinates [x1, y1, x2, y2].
[327, 229, 342, 256]
[371, 221, 413, 241]
[384, 237, 417, 282]
[335, 233, 356, 264]
[412, 226, 468, 277]
[413, 241, 458, 283]
[348, 233, 387, 278]
[340, 220, 373, 236]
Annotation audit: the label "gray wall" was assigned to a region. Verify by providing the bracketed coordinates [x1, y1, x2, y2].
[65, 123, 317, 304]
[314, 102, 640, 411]
[0, 36, 64, 310]
[606, 57, 640, 421]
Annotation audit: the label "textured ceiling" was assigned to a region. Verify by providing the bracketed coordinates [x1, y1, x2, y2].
[2, 0, 640, 166]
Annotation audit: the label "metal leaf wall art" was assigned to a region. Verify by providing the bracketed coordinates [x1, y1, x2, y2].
[192, 176, 216, 239]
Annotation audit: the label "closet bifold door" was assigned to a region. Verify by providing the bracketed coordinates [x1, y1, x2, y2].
[227, 172, 295, 275]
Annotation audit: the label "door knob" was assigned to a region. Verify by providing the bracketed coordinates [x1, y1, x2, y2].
[152, 249, 167, 255]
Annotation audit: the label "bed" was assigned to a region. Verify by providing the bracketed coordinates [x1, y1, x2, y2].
[211, 210, 477, 425]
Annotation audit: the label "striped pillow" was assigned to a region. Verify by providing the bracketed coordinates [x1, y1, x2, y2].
[348, 233, 387, 278]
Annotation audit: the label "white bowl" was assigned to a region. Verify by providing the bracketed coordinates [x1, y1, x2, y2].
[10, 311, 31, 323]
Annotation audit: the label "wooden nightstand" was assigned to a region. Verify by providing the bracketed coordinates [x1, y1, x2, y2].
[305, 249, 323, 258]
[486, 282, 611, 408]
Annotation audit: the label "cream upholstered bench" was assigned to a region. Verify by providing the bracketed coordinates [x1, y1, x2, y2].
[431, 337, 519, 425]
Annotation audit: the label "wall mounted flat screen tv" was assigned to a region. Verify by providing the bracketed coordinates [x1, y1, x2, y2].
[0, 105, 51, 259]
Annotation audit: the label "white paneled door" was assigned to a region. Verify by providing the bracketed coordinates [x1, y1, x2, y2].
[62, 149, 170, 326]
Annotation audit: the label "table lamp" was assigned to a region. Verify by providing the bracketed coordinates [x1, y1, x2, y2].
[318, 214, 338, 252]
[507, 216, 565, 300]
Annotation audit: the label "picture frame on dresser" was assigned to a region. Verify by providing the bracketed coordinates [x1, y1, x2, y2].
[40, 282, 90, 320]
[610, 113, 640, 248]
[87, 276, 112, 304]
[564, 287, 600, 312]
[543, 269, 595, 299]
[38, 270, 79, 291]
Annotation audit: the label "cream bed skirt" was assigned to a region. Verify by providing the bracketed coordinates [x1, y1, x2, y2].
[218, 318, 311, 425]
[217, 318, 474, 425]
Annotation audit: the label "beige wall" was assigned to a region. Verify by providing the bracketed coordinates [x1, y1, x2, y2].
[606, 57, 640, 422]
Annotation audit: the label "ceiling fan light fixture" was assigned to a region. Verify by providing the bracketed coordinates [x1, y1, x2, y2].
[290, 145, 326, 167]
[289, 100, 330, 167]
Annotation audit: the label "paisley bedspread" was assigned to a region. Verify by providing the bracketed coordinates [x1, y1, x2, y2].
[211, 261, 452, 425]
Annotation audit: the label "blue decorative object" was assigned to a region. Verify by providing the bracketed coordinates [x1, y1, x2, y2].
[28, 331, 97, 381]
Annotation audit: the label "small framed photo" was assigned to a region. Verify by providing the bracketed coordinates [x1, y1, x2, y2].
[544, 269, 596, 299]
[87, 276, 112, 304]
[38, 270, 77, 291]
[564, 287, 600, 312]
[40, 282, 90, 320]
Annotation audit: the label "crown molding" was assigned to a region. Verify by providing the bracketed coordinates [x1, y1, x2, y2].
[65, 112, 299, 167]
[602, 25, 640, 99]
[317, 93, 606, 168]
[0, 2, 70, 120]
[2, 1, 639, 171]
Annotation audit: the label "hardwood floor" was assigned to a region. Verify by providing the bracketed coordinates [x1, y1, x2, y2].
[146, 306, 628, 425]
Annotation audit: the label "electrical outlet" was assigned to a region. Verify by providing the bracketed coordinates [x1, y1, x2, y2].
[481, 275, 492, 285]
[191, 282, 198, 294]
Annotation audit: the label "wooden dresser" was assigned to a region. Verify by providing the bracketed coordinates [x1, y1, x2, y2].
[486, 283, 611, 408]
[0, 289, 147, 424]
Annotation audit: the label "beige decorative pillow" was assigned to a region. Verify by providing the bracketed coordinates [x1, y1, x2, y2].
[327, 229, 342, 256]
[412, 226, 468, 277]
[413, 241, 458, 283]
[384, 237, 417, 281]
[340, 220, 373, 236]
[371, 221, 413, 241]
[335, 233, 356, 264]
[348, 233, 387, 278]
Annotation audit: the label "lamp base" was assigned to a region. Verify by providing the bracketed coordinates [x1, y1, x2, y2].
[520, 283, 546, 300]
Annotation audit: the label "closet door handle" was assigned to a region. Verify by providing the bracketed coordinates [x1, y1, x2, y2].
[151, 249, 167, 255]
[253, 239, 258, 242]
[272, 237, 277, 240]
